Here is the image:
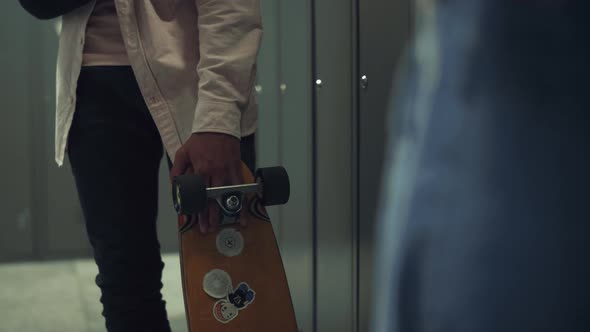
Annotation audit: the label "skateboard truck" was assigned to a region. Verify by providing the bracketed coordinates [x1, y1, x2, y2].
[210, 184, 259, 225]
[173, 166, 290, 225]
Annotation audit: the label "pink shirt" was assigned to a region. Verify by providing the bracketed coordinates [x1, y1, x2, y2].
[83, 0, 129, 66]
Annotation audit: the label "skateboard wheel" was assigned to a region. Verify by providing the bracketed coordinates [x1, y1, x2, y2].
[256, 166, 290, 206]
[172, 174, 207, 215]
[203, 269, 233, 299]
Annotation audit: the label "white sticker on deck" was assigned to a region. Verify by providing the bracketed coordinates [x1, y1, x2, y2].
[203, 269, 232, 299]
[216, 228, 244, 257]
[213, 299, 239, 324]
[212, 282, 256, 324]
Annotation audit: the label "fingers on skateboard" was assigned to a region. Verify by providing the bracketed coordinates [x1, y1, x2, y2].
[172, 166, 290, 219]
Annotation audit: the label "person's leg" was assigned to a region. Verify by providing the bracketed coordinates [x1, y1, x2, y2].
[68, 66, 171, 332]
[239, 134, 256, 174]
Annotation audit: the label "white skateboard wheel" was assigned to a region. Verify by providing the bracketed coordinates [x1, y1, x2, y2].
[203, 269, 232, 299]
[216, 228, 244, 257]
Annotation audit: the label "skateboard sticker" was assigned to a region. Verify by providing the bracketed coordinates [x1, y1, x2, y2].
[213, 299, 239, 323]
[216, 228, 244, 257]
[227, 282, 256, 309]
[203, 269, 233, 299]
[249, 198, 271, 222]
[212, 282, 256, 324]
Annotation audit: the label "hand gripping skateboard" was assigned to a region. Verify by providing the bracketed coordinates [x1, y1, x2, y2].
[172, 163, 298, 331]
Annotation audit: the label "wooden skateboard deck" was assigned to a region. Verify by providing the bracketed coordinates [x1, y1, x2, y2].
[177, 164, 298, 331]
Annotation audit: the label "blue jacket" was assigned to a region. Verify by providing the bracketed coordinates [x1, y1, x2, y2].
[372, 1, 590, 331]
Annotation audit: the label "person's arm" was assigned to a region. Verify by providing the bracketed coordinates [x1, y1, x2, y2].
[18, 0, 92, 20]
[171, 0, 263, 234]
[192, 0, 263, 138]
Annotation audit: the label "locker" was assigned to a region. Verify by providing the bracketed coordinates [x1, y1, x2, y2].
[256, 1, 315, 330]
[312, 0, 414, 330]
[313, 1, 355, 332]
[0, 2, 37, 261]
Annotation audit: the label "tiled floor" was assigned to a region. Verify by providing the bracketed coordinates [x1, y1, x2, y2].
[0, 254, 188, 332]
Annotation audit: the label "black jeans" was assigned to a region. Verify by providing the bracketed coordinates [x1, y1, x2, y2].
[68, 66, 255, 332]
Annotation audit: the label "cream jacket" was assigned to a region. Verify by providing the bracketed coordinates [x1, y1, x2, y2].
[55, 0, 261, 165]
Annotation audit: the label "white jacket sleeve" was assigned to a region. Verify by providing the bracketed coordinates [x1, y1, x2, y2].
[192, 0, 263, 138]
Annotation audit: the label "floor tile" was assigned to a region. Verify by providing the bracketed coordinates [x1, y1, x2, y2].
[0, 253, 188, 332]
[0, 261, 87, 332]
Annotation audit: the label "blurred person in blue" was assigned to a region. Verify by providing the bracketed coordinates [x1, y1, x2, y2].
[372, 1, 589, 331]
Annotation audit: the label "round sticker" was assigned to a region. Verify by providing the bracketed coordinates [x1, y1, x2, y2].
[213, 299, 239, 324]
[203, 269, 232, 299]
[216, 228, 244, 257]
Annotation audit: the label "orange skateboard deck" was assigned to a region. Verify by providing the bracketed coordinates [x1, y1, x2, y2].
[173, 164, 298, 331]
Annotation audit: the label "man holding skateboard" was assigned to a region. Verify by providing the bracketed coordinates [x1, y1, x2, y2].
[19, 0, 262, 331]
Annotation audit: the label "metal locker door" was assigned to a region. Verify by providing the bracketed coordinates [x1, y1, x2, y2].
[257, 0, 282, 233]
[277, 1, 315, 330]
[314, 1, 356, 332]
[0, 2, 38, 262]
[357, 0, 413, 331]
[257, 1, 315, 331]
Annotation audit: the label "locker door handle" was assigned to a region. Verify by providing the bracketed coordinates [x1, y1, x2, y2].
[361, 74, 369, 89]
[315, 79, 323, 89]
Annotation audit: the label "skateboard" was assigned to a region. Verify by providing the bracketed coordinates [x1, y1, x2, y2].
[172, 164, 298, 331]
